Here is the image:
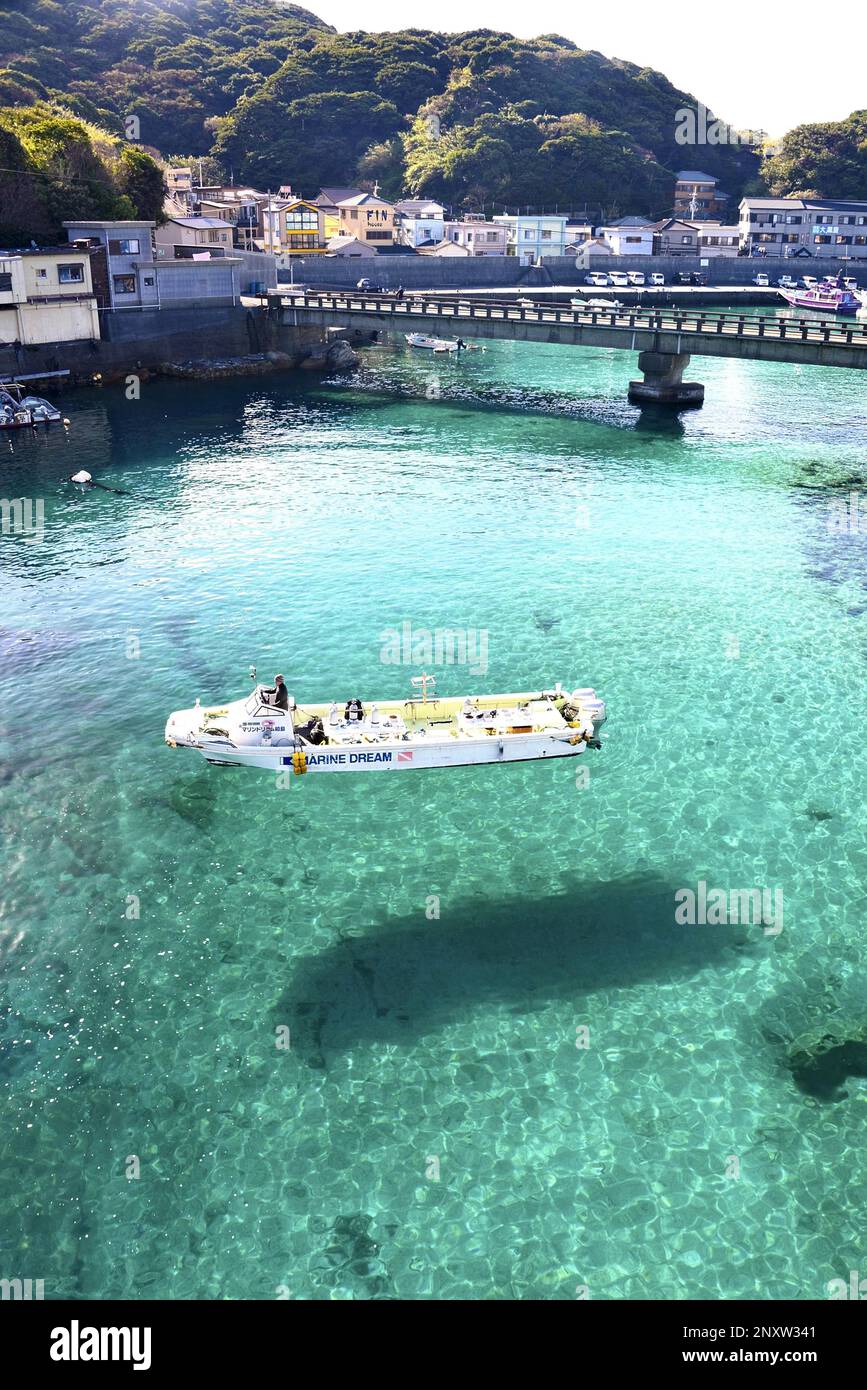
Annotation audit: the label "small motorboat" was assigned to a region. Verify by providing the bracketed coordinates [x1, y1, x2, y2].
[571, 297, 623, 311]
[165, 672, 606, 776]
[0, 385, 64, 428]
[778, 277, 859, 316]
[405, 333, 458, 352]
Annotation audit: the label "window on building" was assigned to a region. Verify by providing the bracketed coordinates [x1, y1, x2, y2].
[0, 272, 12, 292]
[786, 215, 802, 224]
[113, 273, 137, 294]
[541, 230, 552, 239]
[58, 263, 85, 283]
[108, 238, 141, 255]
[35, 267, 47, 279]
[285, 208, 318, 232]
[523, 230, 533, 239]
[143, 275, 155, 287]
[292, 235, 317, 250]
[836, 235, 852, 245]
[208, 230, 220, 243]
[814, 235, 832, 245]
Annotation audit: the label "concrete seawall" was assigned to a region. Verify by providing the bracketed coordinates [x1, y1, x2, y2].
[284, 254, 867, 292]
[0, 305, 363, 387]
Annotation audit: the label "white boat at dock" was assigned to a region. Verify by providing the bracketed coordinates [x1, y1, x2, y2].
[570, 296, 624, 311]
[405, 332, 459, 352]
[165, 672, 606, 776]
[0, 384, 64, 429]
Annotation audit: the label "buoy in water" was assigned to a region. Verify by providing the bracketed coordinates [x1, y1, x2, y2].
[70, 470, 92, 484]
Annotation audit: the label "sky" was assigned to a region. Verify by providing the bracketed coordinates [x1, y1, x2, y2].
[309, 1, 866, 136]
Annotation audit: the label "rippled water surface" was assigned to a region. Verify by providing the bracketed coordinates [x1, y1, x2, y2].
[2, 334, 867, 1299]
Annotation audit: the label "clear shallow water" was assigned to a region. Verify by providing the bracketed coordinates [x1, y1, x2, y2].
[1, 334, 866, 1300]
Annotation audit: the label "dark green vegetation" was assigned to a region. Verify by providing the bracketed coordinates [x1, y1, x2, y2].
[3, 1, 760, 219]
[4, 1, 861, 236]
[0, 106, 166, 245]
[762, 110, 867, 201]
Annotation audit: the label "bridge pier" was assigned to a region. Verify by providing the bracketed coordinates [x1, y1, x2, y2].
[628, 350, 705, 407]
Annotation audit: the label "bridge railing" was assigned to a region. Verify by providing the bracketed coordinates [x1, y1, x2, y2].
[275, 290, 867, 349]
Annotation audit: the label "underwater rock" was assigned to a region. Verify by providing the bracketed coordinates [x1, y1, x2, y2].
[805, 808, 834, 822]
[533, 613, 561, 634]
[758, 968, 867, 1101]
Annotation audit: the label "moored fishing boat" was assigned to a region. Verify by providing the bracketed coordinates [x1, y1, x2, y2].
[777, 278, 859, 316]
[165, 671, 606, 776]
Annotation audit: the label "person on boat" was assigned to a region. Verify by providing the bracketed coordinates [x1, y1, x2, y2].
[265, 674, 289, 710]
[456, 338, 467, 351]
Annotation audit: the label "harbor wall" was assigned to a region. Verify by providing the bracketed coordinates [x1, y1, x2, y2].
[0, 305, 349, 387]
[285, 254, 867, 291]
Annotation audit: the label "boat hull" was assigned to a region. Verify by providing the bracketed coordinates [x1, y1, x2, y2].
[165, 683, 606, 777]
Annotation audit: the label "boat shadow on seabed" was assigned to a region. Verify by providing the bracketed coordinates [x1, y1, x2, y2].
[277, 870, 756, 1070]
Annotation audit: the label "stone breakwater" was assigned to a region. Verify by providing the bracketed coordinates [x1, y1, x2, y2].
[150, 341, 360, 382]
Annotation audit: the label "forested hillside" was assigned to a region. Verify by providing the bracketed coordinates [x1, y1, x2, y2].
[761, 111, 867, 200]
[2, 1, 768, 220]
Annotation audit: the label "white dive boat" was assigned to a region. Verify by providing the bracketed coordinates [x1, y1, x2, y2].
[165, 672, 606, 776]
[405, 333, 458, 352]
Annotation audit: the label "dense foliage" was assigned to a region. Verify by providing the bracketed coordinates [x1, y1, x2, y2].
[3, 2, 764, 218]
[0, 106, 166, 246]
[761, 111, 867, 200]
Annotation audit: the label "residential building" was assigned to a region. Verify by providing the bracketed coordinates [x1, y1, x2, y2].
[395, 199, 446, 248]
[262, 198, 325, 256]
[572, 237, 614, 268]
[739, 196, 867, 261]
[416, 239, 471, 257]
[155, 216, 234, 257]
[325, 236, 378, 258]
[337, 193, 396, 247]
[192, 188, 266, 249]
[596, 217, 656, 256]
[165, 167, 194, 212]
[696, 222, 740, 257]
[443, 217, 508, 256]
[674, 171, 728, 221]
[652, 218, 702, 256]
[565, 221, 593, 250]
[0, 247, 101, 345]
[62, 221, 160, 309]
[313, 187, 365, 241]
[493, 214, 568, 264]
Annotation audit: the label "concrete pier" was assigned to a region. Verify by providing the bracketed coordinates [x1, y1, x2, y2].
[627, 350, 705, 407]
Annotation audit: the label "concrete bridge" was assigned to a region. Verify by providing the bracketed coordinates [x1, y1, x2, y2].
[272, 289, 867, 406]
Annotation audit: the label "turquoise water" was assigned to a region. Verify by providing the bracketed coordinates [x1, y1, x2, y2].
[2, 333, 867, 1300]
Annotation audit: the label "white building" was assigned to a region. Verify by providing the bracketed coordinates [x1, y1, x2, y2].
[739, 196, 867, 261]
[443, 218, 508, 256]
[696, 223, 740, 257]
[395, 200, 446, 248]
[596, 218, 656, 256]
[493, 214, 569, 264]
